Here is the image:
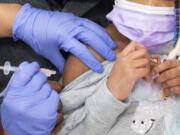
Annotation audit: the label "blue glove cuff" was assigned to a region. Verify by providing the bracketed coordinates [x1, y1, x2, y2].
[12, 4, 34, 41]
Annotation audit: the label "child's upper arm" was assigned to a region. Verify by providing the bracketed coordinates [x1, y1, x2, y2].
[62, 24, 129, 87]
[62, 46, 105, 87]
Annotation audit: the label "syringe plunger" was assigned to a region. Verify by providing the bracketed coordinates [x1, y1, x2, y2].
[0, 61, 18, 75]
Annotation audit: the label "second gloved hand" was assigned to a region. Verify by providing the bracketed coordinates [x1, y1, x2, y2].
[1, 62, 60, 135]
[12, 4, 116, 73]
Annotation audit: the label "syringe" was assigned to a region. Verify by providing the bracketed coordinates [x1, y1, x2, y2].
[0, 61, 56, 77]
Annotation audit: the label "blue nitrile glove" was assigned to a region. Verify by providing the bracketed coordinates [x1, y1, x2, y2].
[12, 4, 116, 73]
[1, 62, 60, 135]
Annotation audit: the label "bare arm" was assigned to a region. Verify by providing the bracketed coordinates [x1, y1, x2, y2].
[0, 4, 21, 37]
[63, 24, 129, 87]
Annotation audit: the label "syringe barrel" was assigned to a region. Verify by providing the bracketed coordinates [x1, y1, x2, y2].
[10, 67, 19, 71]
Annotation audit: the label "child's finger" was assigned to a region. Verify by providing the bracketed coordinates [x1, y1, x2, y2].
[132, 58, 150, 68]
[134, 42, 146, 50]
[162, 77, 180, 88]
[135, 67, 150, 78]
[129, 48, 149, 60]
[169, 86, 180, 95]
[153, 60, 180, 74]
[155, 66, 180, 84]
[143, 73, 152, 82]
[121, 42, 136, 55]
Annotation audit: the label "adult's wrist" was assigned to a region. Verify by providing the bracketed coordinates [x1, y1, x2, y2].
[0, 4, 21, 37]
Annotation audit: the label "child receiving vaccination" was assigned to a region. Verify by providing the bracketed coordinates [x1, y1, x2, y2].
[57, 0, 180, 135]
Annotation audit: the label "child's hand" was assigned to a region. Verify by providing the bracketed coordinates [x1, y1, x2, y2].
[153, 60, 180, 94]
[107, 42, 150, 101]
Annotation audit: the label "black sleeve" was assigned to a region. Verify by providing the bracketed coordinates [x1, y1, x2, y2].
[0, 0, 114, 27]
[48, 0, 114, 27]
[82, 0, 114, 27]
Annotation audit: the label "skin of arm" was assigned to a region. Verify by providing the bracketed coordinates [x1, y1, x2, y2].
[0, 1, 175, 134]
[62, 0, 175, 99]
[107, 42, 150, 100]
[63, 24, 150, 101]
[62, 24, 129, 87]
[0, 1, 173, 41]
[60, 25, 150, 135]
[0, 4, 21, 37]
[128, 0, 174, 7]
[0, 4, 63, 135]
[0, 5, 127, 134]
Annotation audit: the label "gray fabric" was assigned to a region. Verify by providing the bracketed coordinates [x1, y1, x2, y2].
[58, 60, 170, 135]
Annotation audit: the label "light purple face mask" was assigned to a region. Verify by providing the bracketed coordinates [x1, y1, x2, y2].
[106, 0, 175, 52]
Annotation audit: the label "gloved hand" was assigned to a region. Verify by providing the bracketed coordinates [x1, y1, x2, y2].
[12, 4, 116, 73]
[1, 62, 60, 135]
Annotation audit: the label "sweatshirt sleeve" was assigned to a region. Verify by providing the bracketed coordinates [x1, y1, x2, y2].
[59, 80, 130, 135]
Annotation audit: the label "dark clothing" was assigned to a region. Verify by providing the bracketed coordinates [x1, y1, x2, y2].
[0, 0, 114, 26]
[50, 0, 114, 27]
[0, 0, 114, 92]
